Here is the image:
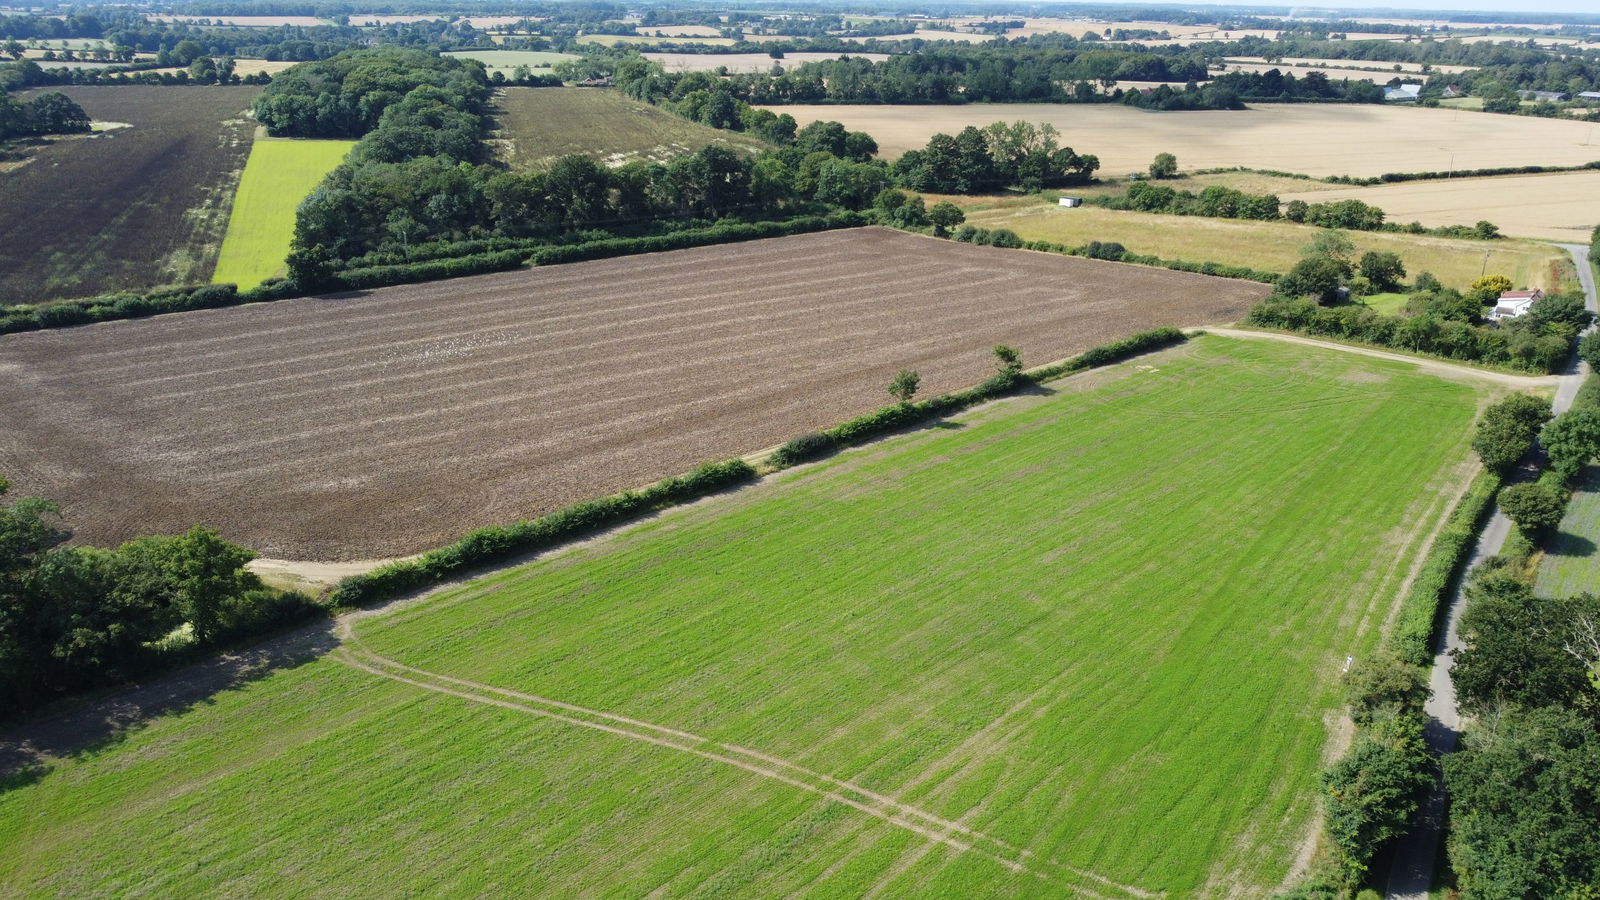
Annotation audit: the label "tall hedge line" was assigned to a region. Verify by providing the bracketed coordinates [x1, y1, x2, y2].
[767, 328, 1189, 467]
[332, 326, 1188, 609]
[528, 213, 864, 266]
[1390, 470, 1503, 666]
[335, 248, 528, 291]
[328, 460, 758, 608]
[0, 216, 869, 336]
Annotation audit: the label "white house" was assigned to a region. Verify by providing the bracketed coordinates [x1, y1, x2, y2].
[1384, 83, 1422, 102]
[1058, 197, 1082, 207]
[1490, 289, 1543, 322]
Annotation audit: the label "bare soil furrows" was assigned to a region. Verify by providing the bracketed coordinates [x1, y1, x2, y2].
[0, 86, 261, 304]
[0, 228, 1267, 559]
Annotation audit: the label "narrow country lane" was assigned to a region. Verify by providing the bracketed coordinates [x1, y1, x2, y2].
[1386, 242, 1598, 898]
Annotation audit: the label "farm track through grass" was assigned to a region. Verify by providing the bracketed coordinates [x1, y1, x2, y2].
[211, 139, 355, 290]
[0, 336, 1489, 898]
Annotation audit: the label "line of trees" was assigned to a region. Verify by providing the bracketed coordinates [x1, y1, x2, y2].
[1445, 375, 1600, 895]
[1249, 231, 1592, 373]
[1, 476, 313, 718]
[0, 90, 90, 140]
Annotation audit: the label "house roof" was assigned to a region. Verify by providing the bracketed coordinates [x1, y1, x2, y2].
[1498, 290, 1541, 301]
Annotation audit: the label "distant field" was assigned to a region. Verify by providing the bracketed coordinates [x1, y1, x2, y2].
[945, 198, 1567, 291]
[153, 14, 329, 26]
[441, 48, 578, 72]
[495, 87, 769, 167]
[1218, 61, 1465, 82]
[1279, 171, 1600, 243]
[0, 228, 1266, 559]
[643, 50, 890, 73]
[0, 336, 1488, 897]
[769, 102, 1600, 177]
[577, 33, 736, 46]
[1538, 463, 1600, 597]
[212, 139, 355, 290]
[228, 59, 301, 77]
[1224, 57, 1477, 76]
[0, 85, 259, 305]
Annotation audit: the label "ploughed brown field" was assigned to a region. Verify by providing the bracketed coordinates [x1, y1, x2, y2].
[0, 228, 1268, 560]
[0, 85, 260, 305]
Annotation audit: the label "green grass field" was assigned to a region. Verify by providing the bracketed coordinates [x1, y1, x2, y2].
[1538, 463, 1600, 597]
[497, 87, 769, 169]
[211, 139, 355, 290]
[0, 337, 1488, 898]
[944, 197, 1566, 292]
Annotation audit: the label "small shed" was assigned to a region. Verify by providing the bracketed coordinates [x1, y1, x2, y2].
[1058, 197, 1082, 208]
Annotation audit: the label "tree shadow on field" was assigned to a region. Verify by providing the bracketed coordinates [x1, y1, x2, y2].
[1543, 530, 1597, 558]
[0, 618, 339, 792]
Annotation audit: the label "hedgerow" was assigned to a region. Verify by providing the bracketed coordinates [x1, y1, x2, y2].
[328, 460, 758, 608]
[530, 214, 865, 266]
[1389, 470, 1503, 666]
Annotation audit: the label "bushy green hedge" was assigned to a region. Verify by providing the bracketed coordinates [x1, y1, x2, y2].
[1, 284, 243, 334]
[328, 459, 758, 608]
[767, 432, 837, 467]
[336, 249, 528, 290]
[1246, 297, 1570, 374]
[1390, 470, 1503, 666]
[529, 214, 863, 266]
[1330, 160, 1600, 186]
[768, 329, 1188, 466]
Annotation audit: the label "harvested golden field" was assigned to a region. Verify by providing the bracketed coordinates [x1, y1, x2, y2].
[1279, 171, 1600, 243]
[945, 199, 1568, 290]
[643, 50, 889, 73]
[1219, 61, 1453, 82]
[768, 103, 1600, 177]
[1225, 56, 1478, 76]
[493, 87, 769, 167]
[0, 228, 1267, 561]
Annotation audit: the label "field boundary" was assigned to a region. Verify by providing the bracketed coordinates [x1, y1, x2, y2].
[1208, 327, 1565, 385]
[325, 328, 1190, 609]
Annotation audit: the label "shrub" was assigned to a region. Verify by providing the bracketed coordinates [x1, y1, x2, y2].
[767, 432, 836, 467]
[1084, 240, 1126, 261]
[1321, 726, 1433, 885]
[1499, 482, 1566, 536]
[1473, 394, 1554, 472]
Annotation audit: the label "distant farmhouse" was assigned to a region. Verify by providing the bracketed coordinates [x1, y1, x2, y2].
[1384, 83, 1422, 102]
[1440, 84, 1463, 98]
[1517, 89, 1570, 102]
[1490, 289, 1543, 322]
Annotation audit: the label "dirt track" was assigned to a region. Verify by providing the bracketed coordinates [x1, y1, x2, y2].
[0, 228, 1266, 559]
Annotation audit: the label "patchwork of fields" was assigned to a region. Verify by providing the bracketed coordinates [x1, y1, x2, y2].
[768, 102, 1600, 177]
[944, 198, 1568, 291]
[212, 138, 355, 290]
[0, 228, 1267, 559]
[495, 87, 770, 167]
[0, 336, 1488, 897]
[0, 85, 261, 304]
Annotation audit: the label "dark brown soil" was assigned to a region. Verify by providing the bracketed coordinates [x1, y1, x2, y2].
[0, 228, 1268, 560]
[0, 85, 260, 304]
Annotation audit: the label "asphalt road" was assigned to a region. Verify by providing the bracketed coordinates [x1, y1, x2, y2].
[1386, 242, 1597, 899]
